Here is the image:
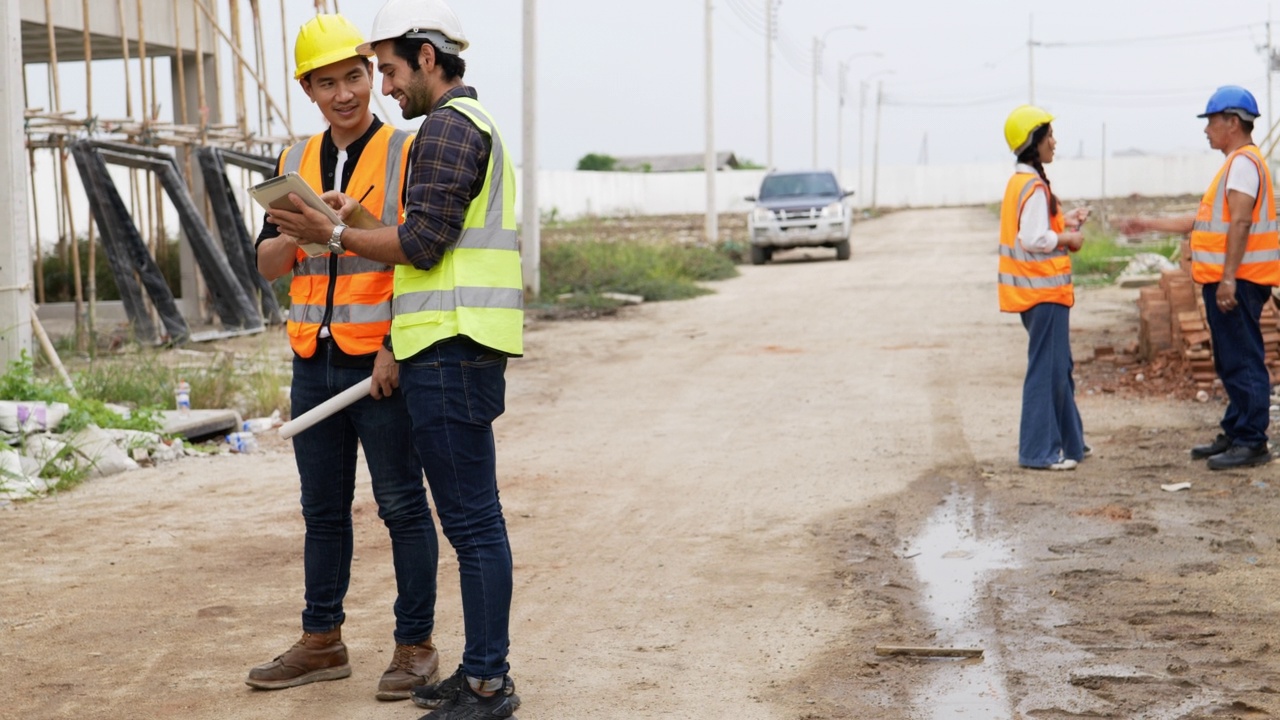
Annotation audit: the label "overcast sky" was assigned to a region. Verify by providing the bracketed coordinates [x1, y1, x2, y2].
[22, 0, 1280, 173]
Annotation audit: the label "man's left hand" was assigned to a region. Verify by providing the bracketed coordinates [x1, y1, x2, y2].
[371, 347, 399, 399]
[1216, 278, 1238, 312]
[267, 193, 336, 246]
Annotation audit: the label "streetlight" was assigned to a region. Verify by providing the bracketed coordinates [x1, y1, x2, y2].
[812, 23, 866, 168]
[836, 51, 881, 188]
[858, 69, 893, 209]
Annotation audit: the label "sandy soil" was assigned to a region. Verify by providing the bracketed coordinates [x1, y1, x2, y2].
[4, 206, 1279, 720]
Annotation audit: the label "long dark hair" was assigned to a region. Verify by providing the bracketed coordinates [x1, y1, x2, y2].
[1016, 123, 1059, 216]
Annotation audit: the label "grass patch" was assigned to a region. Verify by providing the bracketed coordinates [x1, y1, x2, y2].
[539, 239, 738, 305]
[1072, 224, 1180, 284]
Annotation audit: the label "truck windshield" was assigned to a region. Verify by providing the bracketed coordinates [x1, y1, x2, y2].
[759, 173, 839, 199]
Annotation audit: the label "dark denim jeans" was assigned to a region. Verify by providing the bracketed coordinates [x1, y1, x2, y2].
[1203, 279, 1273, 447]
[291, 342, 437, 644]
[1018, 302, 1085, 467]
[399, 337, 513, 680]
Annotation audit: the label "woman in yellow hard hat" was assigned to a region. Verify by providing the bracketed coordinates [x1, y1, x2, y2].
[997, 105, 1091, 470]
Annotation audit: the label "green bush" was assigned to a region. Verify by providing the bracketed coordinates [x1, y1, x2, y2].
[540, 239, 737, 302]
[1072, 224, 1179, 282]
[37, 237, 182, 302]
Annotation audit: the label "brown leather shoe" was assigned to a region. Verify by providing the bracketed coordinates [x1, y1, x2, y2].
[245, 627, 351, 690]
[375, 638, 439, 701]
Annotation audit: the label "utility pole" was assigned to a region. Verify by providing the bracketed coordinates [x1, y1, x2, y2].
[765, 0, 775, 169]
[0, 0, 31, 367]
[813, 23, 865, 168]
[521, 0, 539, 298]
[704, 0, 717, 243]
[872, 79, 883, 210]
[1027, 14, 1036, 104]
[858, 81, 867, 207]
[812, 36, 821, 167]
[837, 62, 847, 186]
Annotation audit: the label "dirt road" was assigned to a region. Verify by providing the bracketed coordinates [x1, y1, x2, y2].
[4, 207, 1280, 719]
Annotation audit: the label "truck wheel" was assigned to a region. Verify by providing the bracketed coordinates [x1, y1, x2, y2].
[751, 245, 769, 265]
[835, 240, 851, 260]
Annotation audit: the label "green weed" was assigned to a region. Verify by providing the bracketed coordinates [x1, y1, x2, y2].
[539, 239, 738, 303]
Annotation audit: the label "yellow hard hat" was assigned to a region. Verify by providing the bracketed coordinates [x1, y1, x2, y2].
[294, 14, 371, 80]
[1003, 105, 1054, 155]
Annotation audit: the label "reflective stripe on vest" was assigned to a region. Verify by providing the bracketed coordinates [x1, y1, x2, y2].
[996, 172, 1073, 313]
[391, 96, 525, 359]
[281, 125, 413, 357]
[1188, 145, 1280, 285]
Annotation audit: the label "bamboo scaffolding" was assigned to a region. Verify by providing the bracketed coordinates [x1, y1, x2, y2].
[83, 0, 97, 345]
[45, 0, 86, 351]
[192, 0, 294, 142]
[249, 0, 268, 137]
[280, 0, 292, 131]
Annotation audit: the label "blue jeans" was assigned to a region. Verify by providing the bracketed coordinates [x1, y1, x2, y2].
[291, 342, 437, 644]
[1018, 302, 1085, 467]
[398, 337, 513, 681]
[1203, 279, 1272, 447]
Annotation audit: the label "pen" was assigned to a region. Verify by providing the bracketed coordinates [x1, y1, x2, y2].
[356, 185, 374, 204]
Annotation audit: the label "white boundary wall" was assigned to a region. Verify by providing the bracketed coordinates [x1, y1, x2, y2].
[518, 152, 1231, 221]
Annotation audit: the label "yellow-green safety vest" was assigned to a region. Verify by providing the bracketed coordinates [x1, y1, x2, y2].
[391, 96, 524, 359]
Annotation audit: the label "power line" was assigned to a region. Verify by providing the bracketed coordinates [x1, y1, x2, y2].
[1036, 23, 1258, 48]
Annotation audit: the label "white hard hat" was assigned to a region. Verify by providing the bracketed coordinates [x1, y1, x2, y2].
[357, 0, 469, 56]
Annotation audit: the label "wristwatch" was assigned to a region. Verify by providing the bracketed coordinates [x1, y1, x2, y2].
[327, 224, 347, 255]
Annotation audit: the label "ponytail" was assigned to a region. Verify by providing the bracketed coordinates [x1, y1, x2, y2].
[1017, 124, 1060, 216]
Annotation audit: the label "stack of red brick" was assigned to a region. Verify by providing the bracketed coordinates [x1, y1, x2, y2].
[1135, 239, 1280, 391]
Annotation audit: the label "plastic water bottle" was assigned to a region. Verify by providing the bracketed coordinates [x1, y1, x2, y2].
[226, 431, 258, 453]
[175, 380, 191, 416]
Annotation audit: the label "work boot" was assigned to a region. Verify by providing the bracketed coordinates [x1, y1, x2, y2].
[245, 627, 351, 690]
[1191, 433, 1232, 459]
[376, 638, 441, 701]
[1207, 443, 1271, 470]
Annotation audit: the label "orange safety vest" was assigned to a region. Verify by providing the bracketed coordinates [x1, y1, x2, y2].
[997, 172, 1072, 313]
[279, 125, 413, 358]
[1189, 144, 1280, 286]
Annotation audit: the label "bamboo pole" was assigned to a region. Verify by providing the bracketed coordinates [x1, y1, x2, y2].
[191, 0, 294, 139]
[193, 0, 208, 145]
[115, 0, 143, 266]
[83, 0, 97, 349]
[30, 302, 77, 396]
[280, 0, 292, 135]
[45, 0, 86, 352]
[22, 64, 44, 305]
[226, 0, 247, 141]
[249, 0, 268, 140]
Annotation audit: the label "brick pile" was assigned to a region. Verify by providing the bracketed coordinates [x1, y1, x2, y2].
[1135, 239, 1280, 392]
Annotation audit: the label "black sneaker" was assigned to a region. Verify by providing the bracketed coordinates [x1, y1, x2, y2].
[1191, 433, 1232, 459]
[413, 666, 519, 711]
[415, 673, 520, 720]
[1207, 443, 1271, 470]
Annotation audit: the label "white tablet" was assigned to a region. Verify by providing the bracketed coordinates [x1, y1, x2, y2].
[250, 172, 341, 257]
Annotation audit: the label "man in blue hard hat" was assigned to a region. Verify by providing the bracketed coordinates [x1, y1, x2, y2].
[1116, 85, 1280, 470]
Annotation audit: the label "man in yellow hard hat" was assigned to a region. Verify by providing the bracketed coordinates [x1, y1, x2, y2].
[1116, 85, 1280, 470]
[248, 13, 441, 702]
[267, 1, 524, 717]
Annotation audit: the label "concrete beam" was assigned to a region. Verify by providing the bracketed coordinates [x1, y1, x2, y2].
[19, 0, 213, 64]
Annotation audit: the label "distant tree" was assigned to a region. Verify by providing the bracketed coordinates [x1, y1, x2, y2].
[577, 153, 617, 171]
[736, 157, 766, 169]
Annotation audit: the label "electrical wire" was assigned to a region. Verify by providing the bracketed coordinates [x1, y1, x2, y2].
[1036, 23, 1258, 48]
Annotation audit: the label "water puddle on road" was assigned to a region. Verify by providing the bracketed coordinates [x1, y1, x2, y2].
[905, 483, 1015, 717]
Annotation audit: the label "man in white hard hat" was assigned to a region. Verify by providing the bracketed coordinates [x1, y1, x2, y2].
[267, 1, 524, 718]
[248, 14, 441, 703]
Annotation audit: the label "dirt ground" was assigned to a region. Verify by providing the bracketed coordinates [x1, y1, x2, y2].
[5, 205, 1280, 720]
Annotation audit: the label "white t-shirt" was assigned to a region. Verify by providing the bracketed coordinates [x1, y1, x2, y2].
[1014, 163, 1058, 253]
[1226, 154, 1260, 200]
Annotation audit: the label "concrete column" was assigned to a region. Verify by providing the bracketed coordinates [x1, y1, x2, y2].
[0, 0, 32, 367]
[171, 52, 221, 322]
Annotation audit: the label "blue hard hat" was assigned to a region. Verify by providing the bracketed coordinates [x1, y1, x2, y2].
[1197, 85, 1260, 120]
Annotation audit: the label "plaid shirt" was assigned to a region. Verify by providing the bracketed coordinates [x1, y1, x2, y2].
[398, 85, 492, 271]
